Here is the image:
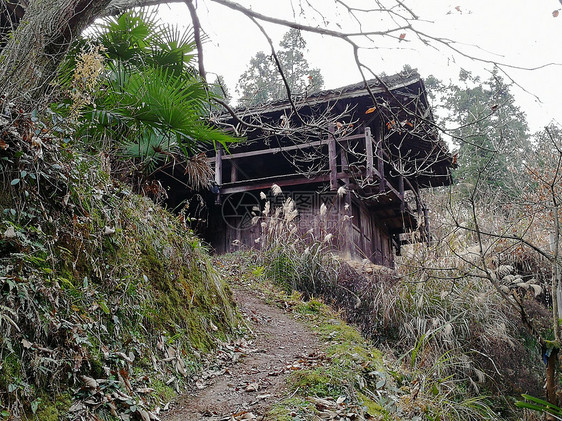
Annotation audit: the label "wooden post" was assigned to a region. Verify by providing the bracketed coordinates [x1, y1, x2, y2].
[340, 146, 349, 177]
[399, 173, 405, 213]
[215, 147, 223, 186]
[423, 205, 431, 243]
[328, 123, 337, 191]
[230, 159, 237, 183]
[413, 183, 421, 216]
[375, 123, 385, 192]
[339, 144, 352, 258]
[365, 127, 374, 182]
[214, 147, 223, 204]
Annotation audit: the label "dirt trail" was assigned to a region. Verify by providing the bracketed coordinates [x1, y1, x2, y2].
[162, 287, 322, 420]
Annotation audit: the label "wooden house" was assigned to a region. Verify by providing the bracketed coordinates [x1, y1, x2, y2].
[202, 69, 453, 267]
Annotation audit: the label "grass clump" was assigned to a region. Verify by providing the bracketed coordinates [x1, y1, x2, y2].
[268, 397, 316, 420]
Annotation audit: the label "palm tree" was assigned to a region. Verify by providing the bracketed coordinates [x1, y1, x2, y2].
[56, 9, 234, 189]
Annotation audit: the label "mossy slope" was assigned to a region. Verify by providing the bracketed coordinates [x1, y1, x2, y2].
[0, 113, 238, 419]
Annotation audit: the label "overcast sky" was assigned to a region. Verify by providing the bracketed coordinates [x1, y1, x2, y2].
[155, 0, 562, 132]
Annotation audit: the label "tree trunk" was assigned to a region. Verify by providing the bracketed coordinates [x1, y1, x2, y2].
[546, 348, 559, 420]
[0, 0, 112, 107]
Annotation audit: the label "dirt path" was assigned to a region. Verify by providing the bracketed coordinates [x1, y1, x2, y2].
[162, 287, 322, 420]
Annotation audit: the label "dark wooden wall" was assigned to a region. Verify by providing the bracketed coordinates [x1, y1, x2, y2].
[205, 189, 395, 267]
[350, 199, 393, 267]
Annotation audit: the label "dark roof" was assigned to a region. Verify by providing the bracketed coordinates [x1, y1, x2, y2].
[216, 69, 453, 189]
[231, 69, 424, 117]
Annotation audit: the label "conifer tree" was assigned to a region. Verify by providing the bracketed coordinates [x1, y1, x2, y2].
[236, 29, 324, 107]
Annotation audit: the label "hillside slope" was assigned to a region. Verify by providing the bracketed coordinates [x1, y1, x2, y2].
[0, 109, 543, 421]
[0, 111, 238, 420]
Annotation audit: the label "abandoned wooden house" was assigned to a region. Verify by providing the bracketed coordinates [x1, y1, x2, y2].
[198, 70, 453, 267]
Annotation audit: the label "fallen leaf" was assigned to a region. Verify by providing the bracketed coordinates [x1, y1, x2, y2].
[22, 338, 32, 349]
[108, 402, 118, 417]
[232, 411, 257, 420]
[245, 382, 259, 392]
[530, 284, 543, 297]
[137, 408, 151, 421]
[399, 33, 406, 40]
[115, 351, 133, 363]
[239, 413, 257, 420]
[0, 139, 8, 150]
[365, 107, 376, 114]
[176, 359, 187, 376]
[68, 402, 85, 413]
[104, 226, 115, 235]
[81, 375, 98, 389]
[3, 226, 16, 239]
[308, 397, 336, 410]
[84, 399, 99, 405]
[554, 10, 560, 17]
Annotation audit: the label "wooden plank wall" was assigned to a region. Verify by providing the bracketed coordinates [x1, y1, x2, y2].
[349, 199, 394, 267]
[209, 191, 395, 267]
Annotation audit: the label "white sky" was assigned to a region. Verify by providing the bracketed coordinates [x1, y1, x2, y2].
[155, 0, 562, 132]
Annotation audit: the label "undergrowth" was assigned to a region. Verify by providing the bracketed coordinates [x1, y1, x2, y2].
[0, 110, 238, 419]
[220, 251, 500, 420]
[240, 185, 546, 420]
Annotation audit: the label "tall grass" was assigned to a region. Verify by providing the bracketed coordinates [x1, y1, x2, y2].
[253, 185, 542, 419]
[256, 187, 340, 297]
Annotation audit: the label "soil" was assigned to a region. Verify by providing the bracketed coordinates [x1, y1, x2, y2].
[162, 286, 322, 420]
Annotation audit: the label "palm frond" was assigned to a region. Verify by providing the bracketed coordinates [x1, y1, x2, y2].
[150, 24, 198, 76]
[121, 130, 177, 172]
[55, 8, 238, 181]
[93, 10, 158, 63]
[108, 67, 234, 151]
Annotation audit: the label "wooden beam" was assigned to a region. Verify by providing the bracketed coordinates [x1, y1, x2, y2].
[218, 139, 328, 161]
[328, 124, 337, 190]
[219, 172, 348, 195]
[221, 175, 329, 195]
[365, 127, 374, 181]
[206, 132, 363, 163]
[355, 176, 401, 201]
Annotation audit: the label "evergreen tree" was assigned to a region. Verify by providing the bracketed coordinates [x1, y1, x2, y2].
[427, 70, 531, 197]
[236, 29, 324, 107]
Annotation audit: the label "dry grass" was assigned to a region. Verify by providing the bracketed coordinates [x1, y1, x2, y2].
[252, 185, 545, 418]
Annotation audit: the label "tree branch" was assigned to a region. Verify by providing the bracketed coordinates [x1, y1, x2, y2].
[184, 0, 206, 81]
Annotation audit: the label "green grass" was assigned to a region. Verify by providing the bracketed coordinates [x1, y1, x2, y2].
[238, 279, 396, 420]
